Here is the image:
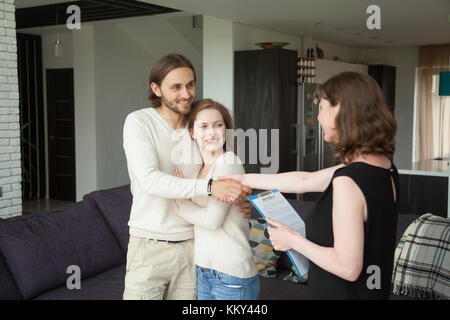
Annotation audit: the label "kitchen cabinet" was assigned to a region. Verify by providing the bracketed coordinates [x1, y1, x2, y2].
[368, 65, 396, 114]
[234, 48, 298, 176]
[398, 160, 449, 218]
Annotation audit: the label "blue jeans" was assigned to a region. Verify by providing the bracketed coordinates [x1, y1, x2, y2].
[196, 266, 260, 300]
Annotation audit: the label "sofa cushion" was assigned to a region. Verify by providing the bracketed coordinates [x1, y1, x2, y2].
[0, 198, 125, 299]
[83, 185, 132, 253]
[282, 265, 308, 284]
[248, 217, 282, 278]
[258, 269, 311, 300]
[0, 248, 21, 300]
[250, 198, 314, 272]
[396, 213, 420, 246]
[34, 264, 126, 300]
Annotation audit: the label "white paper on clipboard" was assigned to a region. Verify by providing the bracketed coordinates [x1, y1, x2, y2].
[248, 189, 309, 277]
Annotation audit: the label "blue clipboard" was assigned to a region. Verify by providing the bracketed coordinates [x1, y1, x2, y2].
[248, 189, 309, 278]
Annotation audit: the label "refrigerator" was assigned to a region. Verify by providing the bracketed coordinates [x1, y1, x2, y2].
[296, 83, 339, 200]
[234, 49, 338, 200]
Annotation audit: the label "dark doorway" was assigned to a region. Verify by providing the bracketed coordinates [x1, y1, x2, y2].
[46, 68, 76, 201]
[17, 33, 46, 200]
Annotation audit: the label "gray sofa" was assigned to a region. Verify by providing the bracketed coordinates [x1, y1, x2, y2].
[0, 185, 419, 300]
[0, 185, 130, 300]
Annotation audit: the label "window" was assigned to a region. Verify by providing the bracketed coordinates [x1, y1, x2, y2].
[414, 45, 450, 162]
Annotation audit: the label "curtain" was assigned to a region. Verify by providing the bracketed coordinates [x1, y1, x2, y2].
[415, 44, 450, 161]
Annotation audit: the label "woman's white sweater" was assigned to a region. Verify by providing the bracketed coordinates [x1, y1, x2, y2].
[178, 152, 258, 279]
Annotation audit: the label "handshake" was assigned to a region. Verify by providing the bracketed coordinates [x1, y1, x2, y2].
[172, 168, 252, 217]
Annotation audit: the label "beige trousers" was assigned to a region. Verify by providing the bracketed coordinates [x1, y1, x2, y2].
[123, 235, 197, 300]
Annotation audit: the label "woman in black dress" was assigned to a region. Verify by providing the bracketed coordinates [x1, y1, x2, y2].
[220, 72, 399, 299]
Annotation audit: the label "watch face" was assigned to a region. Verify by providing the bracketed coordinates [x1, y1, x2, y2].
[207, 179, 213, 196]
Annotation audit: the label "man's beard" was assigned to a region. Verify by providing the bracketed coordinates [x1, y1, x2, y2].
[161, 93, 192, 116]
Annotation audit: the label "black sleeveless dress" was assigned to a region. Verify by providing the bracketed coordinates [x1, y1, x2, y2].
[305, 162, 399, 299]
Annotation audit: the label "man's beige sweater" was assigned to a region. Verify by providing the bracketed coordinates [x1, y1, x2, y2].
[123, 107, 208, 241]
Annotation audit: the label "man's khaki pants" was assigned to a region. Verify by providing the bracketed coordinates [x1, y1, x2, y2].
[123, 235, 197, 300]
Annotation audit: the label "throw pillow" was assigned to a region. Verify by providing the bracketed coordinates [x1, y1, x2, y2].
[282, 265, 308, 284]
[248, 217, 282, 278]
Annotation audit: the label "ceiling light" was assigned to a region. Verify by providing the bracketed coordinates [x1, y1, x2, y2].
[53, 12, 63, 58]
[54, 37, 63, 58]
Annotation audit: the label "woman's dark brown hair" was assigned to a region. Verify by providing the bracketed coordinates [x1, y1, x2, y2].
[187, 98, 236, 154]
[314, 71, 397, 164]
[148, 53, 196, 107]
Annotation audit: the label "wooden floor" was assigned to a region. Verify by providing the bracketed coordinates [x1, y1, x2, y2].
[22, 198, 74, 215]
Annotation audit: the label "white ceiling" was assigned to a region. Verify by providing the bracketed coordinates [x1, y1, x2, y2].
[139, 0, 450, 48]
[15, 0, 79, 8]
[15, 0, 450, 48]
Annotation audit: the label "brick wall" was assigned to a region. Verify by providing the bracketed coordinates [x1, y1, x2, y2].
[0, 0, 22, 218]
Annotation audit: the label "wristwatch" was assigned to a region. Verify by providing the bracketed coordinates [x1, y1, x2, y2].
[207, 178, 213, 197]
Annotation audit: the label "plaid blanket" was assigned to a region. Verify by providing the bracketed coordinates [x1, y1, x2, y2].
[392, 213, 449, 299]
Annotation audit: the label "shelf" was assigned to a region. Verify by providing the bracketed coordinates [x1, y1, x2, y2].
[298, 57, 316, 61]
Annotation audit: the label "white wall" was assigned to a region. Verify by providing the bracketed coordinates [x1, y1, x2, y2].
[203, 16, 233, 109]
[0, 0, 22, 218]
[233, 22, 301, 53]
[204, 18, 302, 112]
[359, 47, 419, 166]
[93, 14, 203, 190]
[73, 25, 97, 201]
[314, 59, 368, 84]
[314, 40, 362, 63]
[39, 31, 74, 69]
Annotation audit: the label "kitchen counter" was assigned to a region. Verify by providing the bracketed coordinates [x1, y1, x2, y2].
[397, 159, 450, 177]
[396, 159, 449, 218]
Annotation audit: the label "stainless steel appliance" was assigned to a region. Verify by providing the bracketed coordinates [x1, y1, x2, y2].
[296, 83, 339, 200]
